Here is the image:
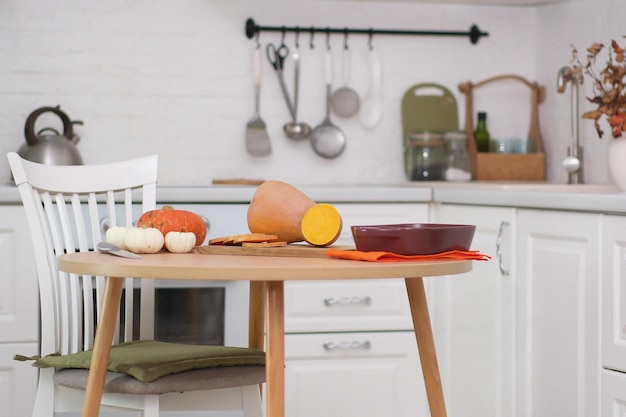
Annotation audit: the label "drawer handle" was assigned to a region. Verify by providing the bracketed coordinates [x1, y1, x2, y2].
[323, 296, 372, 306]
[496, 220, 510, 276]
[323, 341, 372, 351]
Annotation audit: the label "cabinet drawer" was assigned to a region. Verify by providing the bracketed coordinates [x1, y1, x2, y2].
[285, 331, 428, 417]
[285, 279, 413, 332]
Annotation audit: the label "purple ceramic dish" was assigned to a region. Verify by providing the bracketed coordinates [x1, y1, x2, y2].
[350, 223, 476, 256]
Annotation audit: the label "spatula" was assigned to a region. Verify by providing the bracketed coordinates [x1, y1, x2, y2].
[246, 46, 271, 156]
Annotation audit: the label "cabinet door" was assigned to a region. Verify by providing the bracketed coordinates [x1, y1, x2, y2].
[0, 206, 38, 342]
[161, 203, 251, 347]
[285, 332, 428, 417]
[431, 204, 516, 417]
[601, 215, 626, 373]
[0, 342, 38, 417]
[517, 209, 600, 417]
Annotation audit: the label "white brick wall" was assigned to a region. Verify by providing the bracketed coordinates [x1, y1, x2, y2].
[0, 0, 620, 186]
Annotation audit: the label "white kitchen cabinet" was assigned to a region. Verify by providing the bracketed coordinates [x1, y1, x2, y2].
[0, 206, 39, 342]
[600, 214, 626, 417]
[601, 214, 626, 373]
[284, 203, 430, 417]
[0, 205, 39, 417]
[516, 209, 601, 417]
[430, 204, 516, 417]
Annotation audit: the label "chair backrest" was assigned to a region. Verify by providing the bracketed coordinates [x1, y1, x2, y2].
[7, 152, 158, 357]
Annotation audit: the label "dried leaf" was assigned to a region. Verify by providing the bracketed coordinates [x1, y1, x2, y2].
[570, 38, 626, 138]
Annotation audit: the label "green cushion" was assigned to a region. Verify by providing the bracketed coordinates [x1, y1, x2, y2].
[33, 340, 265, 383]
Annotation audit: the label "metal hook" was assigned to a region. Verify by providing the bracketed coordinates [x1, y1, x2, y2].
[343, 28, 349, 50]
[255, 30, 261, 49]
[309, 27, 315, 49]
[280, 26, 286, 47]
[295, 27, 300, 49]
[368, 29, 374, 51]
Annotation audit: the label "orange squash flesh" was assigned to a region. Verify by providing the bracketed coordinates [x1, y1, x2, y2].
[301, 203, 343, 247]
[247, 180, 316, 243]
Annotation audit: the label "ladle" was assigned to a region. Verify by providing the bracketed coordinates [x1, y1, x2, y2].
[283, 44, 312, 140]
[331, 46, 360, 118]
[311, 47, 346, 158]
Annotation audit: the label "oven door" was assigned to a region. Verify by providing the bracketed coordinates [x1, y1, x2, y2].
[106, 202, 251, 348]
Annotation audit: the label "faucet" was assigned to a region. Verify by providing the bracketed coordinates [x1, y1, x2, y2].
[557, 66, 584, 184]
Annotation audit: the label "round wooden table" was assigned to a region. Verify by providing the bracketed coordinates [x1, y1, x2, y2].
[57, 251, 472, 417]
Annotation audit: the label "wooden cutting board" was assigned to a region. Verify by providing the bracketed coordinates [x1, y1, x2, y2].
[195, 244, 355, 258]
[401, 83, 459, 135]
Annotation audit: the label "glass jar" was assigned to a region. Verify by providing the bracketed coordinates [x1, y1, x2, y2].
[405, 131, 446, 181]
[444, 130, 472, 181]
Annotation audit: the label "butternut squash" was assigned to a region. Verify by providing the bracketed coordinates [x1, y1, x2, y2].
[247, 180, 316, 243]
[301, 203, 343, 246]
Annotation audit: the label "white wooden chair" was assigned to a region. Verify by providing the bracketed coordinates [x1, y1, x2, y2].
[7, 152, 265, 417]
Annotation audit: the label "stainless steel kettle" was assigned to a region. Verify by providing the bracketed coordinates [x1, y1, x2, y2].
[18, 105, 84, 165]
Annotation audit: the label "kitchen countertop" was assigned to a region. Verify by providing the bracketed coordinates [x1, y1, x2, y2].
[2, 182, 626, 214]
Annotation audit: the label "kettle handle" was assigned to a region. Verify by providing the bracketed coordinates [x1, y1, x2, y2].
[24, 105, 74, 146]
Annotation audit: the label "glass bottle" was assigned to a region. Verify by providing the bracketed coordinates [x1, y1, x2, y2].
[444, 131, 472, 181]
[474, 112, 490, 152]
[405, 131, 446, 181]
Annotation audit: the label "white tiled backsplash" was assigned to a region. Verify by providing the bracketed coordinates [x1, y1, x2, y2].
[0, 0, 622, 186]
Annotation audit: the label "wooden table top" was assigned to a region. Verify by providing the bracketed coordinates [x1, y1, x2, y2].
[57, 251, 472, 281]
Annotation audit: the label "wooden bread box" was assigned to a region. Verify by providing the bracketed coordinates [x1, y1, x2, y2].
[458, 74, 546, 181]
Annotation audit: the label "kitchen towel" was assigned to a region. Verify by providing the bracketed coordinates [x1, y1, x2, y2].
[325, 248, 491, 262]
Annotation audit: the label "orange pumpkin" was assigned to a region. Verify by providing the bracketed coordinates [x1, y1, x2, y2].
[137, 206, 207, 246]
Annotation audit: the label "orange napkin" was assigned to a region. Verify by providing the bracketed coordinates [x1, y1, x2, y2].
[326, 248, 491, 262]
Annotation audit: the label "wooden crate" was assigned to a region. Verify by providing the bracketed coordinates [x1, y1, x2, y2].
[458, 74, 546, 181]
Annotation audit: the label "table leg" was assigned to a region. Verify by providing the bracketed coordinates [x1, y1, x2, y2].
[249, 281, 267, 396]
[265, 281, 285, 417]
[249, 281, 266, 352]
[82, 276, 124, 417]
[405, 277, 447, 417]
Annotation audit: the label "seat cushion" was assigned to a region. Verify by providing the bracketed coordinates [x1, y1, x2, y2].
[54, 365, 266, 394]
[34, 340, 265, 383]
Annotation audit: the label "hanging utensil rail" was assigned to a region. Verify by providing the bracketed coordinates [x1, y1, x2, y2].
[245, 18, 488, 45]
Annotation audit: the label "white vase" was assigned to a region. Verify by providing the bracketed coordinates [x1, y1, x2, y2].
[609, 137, 626, 190]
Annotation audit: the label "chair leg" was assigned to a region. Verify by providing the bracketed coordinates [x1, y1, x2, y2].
[140, 395, 160, 417]
[242, 385, 264, 417]
[32, 369, 55, 417]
